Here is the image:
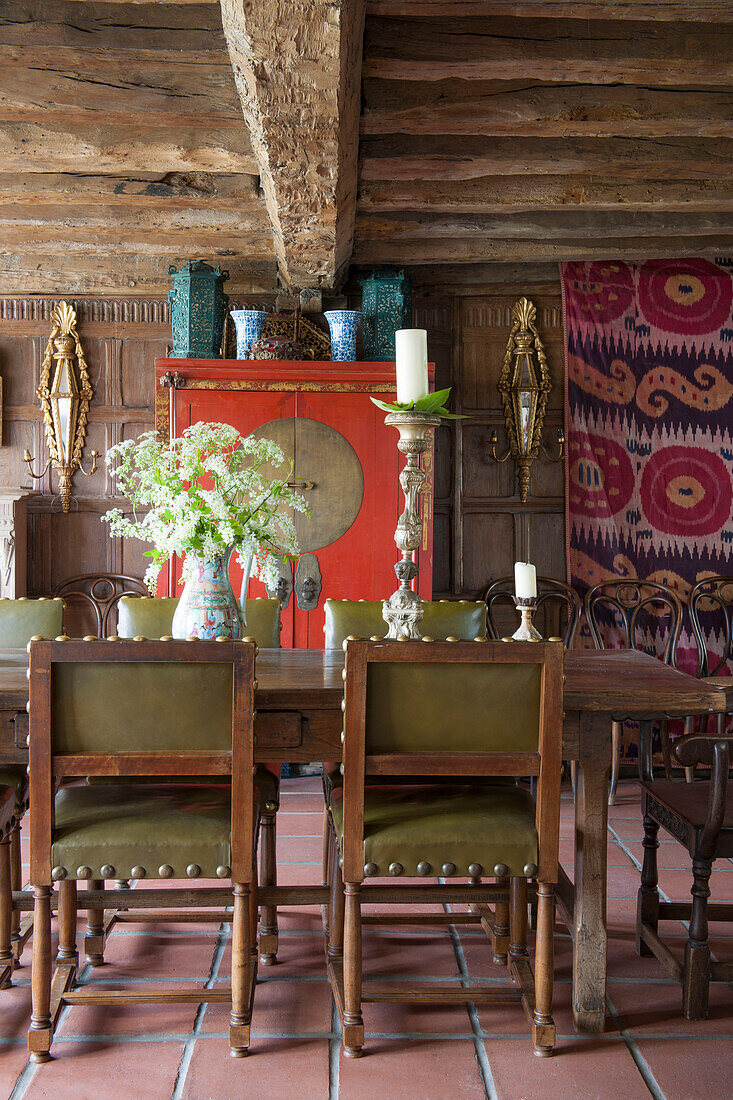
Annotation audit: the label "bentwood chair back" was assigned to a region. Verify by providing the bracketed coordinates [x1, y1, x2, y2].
[585, 579, 683, 798]
[118, 595, 282, 647]
[52, 574, 147, 638]
[326, 639, 563, 1058]
[485, 576, 582, 648]
[27, 639, 257, 1061]
[323, 598, 487, 648]
[0, 596, 63, 961]
[688, 575, 733, 681]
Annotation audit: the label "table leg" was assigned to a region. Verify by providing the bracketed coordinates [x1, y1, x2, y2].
[572, 711, 611, 1034]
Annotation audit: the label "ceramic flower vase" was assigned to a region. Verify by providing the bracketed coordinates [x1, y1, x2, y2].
[172, 548, 247, 640]
[230, 310, 268, 359]
[324, 310, 361, 361]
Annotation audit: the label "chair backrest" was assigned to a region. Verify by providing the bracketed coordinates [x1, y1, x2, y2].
[584, 580, 682, 664]
[52, 573, 148, 638]
[485, 575, 582, 648]
[117, 596, 282, 648]
[28, 639, 255, 883]
[341, 639, 564, 884]
[0, 597, 63, 648]
[688, 576, 733, 679]
[324, 598, 487, 648]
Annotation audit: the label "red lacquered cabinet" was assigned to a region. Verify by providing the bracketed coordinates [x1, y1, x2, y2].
[155, 358, 435, 648]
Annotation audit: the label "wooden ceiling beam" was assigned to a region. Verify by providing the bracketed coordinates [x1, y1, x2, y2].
[360, 137, 733, 181]
[353, 236, 733, 265]
[358, 178, 733, 214]
[355, 210, 733, 242]
[0, 173, 261, 208]
[0, 228, 274, 257]
[366, 2, 733, 20]
[0, 253, 278, 296]
[361, 82, 733, 138]
[220, 0, 365, 289]
[363, 17, 733, 85]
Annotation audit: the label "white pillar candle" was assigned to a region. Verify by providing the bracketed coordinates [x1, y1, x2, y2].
[395, 329, 429, 404]
[514, 561, 537, 599]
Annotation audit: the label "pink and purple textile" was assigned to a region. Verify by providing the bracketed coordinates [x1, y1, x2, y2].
[561, 258, 733, 687]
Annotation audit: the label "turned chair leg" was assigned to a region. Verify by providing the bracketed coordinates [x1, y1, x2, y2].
[683, 856, 713, 1020]
[609, 721, 622, 805]
[0, 836, 13, 988]
[322, 807, 333, 937]
[84, 878, 105, 966]
[660, 720, 673, 780]
[258, 807, 278, 965]
[342, 882, 364, 1058]
[509, 877, 529, 961]
[492, 876, 510, 965]
[28, 885, 52, 1063]
[327, 837, 345, 960]
[230, 882, 252, 1057]
[636, 812, 660, 956]
[10, 824, 22, 962]
[683, 716, 695, 783]
[57, 880, 78, 968]
[532, 881, 556, 1057]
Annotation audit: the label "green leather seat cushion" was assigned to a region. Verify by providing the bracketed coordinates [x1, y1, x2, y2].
[0, 765, 29, 808]
[52, 783, 233, 880]
[324, 599, 487, 648]
[329, 783, 537, 878]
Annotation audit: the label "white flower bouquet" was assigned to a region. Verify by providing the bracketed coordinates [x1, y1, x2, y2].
[102, 421, 309, 594]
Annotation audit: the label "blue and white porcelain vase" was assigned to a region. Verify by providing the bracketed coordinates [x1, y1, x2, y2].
[172, 548, 247, 640]
[324, 310, 361, 361]
[230, 310, 268, 359]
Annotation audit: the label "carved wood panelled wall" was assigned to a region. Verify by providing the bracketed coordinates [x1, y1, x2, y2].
[414, 285, 566, 600]
[0, 286, 565, 603]
[0, 297, 168, 597]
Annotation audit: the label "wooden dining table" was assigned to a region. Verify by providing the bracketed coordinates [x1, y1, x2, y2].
[0, 645, 727, 1035]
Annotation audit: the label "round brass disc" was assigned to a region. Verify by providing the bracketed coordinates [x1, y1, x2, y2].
[249, 417, 364, 553]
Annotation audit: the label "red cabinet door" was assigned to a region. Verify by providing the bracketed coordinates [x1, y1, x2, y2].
[156, 359, 434, 648]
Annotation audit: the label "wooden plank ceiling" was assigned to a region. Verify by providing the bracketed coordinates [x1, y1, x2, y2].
[0, 1, 731, 293]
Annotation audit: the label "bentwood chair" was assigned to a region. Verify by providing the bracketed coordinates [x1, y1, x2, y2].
[117, 595, 282, 964]
[0, 597, 63, 962]
[485, 576, 582, 648]
[688, 576, 733, 732]
[53, 573, 147, 638]
[585, 580, 683, 803]
[325, 639, 564, 1058]
[636, 729, 733, 1019]
[324, 598, 487, 649]
[27, 639, 258, 1062]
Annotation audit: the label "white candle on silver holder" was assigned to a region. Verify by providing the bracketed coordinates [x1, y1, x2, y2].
[514, 561, 537, 599]
[395, 329, 429, 404]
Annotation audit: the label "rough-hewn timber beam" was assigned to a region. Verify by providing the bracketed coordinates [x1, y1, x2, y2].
[363, 17, 733, 85]
[352, 236, 733, 265]
[220, 0, 366, 288]
[365, 2, 733, 21]
[357, 178, 733, 214]
[361, 82, 733, 138]
[0, 173, 261, 208]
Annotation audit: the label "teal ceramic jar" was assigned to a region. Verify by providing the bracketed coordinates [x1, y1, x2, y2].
[168, 261, 229, 359]
[358, 269, 413, 361]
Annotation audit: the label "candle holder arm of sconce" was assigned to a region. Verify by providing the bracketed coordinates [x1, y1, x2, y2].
[22, 449, 52, 481]
[488, 430, 511, 463]
[77, 450, 100, 478]
[539, 428, 565, 463]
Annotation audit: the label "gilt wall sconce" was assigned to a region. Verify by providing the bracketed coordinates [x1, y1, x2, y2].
[23, 300, 98, 512]
[488, 296, 564, 503]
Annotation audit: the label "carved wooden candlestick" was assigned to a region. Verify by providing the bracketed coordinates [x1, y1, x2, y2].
[382, 410, 441, 639]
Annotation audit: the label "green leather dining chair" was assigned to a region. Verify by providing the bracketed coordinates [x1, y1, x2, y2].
[325, 638, 564, 1059]
[117, 595, 282, 647]
[116, 594, 282, 964]
[324, 597, 487, 648]
[27, 638, 258, 1061]
[0, 596, 64, 962]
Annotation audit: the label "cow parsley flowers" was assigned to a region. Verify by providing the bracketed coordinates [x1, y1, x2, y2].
[102, 422, 308, 593]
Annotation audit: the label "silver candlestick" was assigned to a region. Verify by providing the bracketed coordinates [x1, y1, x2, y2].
[512, 597, 542, 641]
[382, 410, 442, 639]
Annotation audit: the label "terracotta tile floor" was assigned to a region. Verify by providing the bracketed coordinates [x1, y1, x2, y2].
[2, 777, 732, 1099]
